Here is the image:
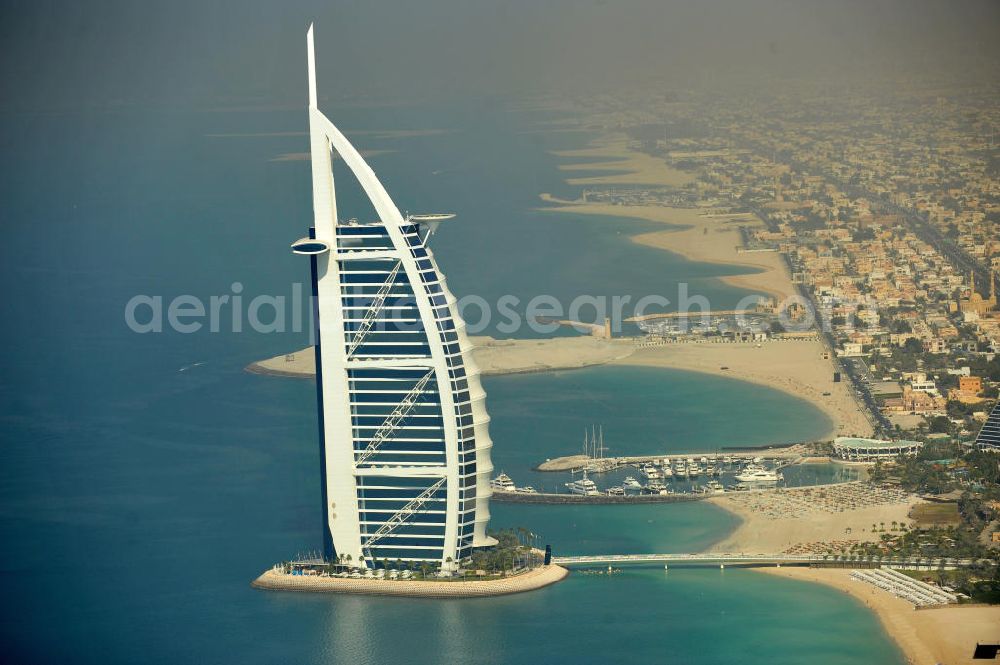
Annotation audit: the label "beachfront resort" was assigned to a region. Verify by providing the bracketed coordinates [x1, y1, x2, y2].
[253, 27, 563, 596]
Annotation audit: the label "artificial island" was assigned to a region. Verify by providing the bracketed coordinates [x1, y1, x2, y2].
[251, 26, 566, 597]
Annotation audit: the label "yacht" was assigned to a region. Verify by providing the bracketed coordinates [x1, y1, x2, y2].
[606, 486, 625, 497]
[565, 471, 600, 496]
[689, 465, 702, 478]
[735, 464, 781, 483]
[674, 464, 688, 480]
[490, 472, 516, 492]
[623, 476, 643, 491]
[702, 480, 726, 495]
[640, 463, 662, 480]
[662, 465, 674, 479]
[516, 486, 538, 494]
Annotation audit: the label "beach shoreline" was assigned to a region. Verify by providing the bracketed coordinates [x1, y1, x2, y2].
[612, 339, 873, 439]
[251, 564, 568, 598]
[245, 335, 637, 379]
[757, 567, 1000, 665]
[700, 483, 1000, 664]
[705, 482, 920, 555]
[538, 194, 795, 303]
[248, 335, 872, 441]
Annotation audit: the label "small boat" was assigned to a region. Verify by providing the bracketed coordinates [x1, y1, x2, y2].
[640, 463, 662, 480]
[490, 472, 516, 492]
[623, 476, 643, 491]
[565, 470, 601, 495]
[735, 464, 781, 483]
[702, 480, 726, 495]
[516, 486, 538, 494]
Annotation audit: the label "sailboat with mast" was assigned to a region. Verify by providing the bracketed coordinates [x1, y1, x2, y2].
[583, 424, 613, 473]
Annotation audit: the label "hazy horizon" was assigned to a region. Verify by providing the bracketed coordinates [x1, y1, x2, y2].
[1, 0, 998, 112]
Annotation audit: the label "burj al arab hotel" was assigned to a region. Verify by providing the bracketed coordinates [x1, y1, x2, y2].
[291, 26, 496, 571]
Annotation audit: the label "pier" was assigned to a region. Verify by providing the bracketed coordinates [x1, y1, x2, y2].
[535, 444, 807, 472]
[490, 490, 701, 505]
[552, 553, 980, 569]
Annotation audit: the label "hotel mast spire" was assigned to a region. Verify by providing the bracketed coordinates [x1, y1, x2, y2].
[293, 25, 496, 570]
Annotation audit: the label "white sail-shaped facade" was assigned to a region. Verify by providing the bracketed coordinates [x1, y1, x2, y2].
[293, 26, 495, 570]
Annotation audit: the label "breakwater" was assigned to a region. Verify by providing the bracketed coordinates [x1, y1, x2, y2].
[251, 565, 569, 598]
[491, 490, 703, 504]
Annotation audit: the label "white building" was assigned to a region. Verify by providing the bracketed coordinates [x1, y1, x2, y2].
[291, 26, 495, 571]
[833, 437, 923, 462]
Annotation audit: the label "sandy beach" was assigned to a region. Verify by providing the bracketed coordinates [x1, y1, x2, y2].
[467, 336, 634, 374]
[759, 567, 1000, 665]
[246, 335, 637, 379]
[551, 135, 695, 188]
[707, 482, 919, 554]
[250, 131, 872, 442]
[614, 339, 875, 439]
[248, 335, 873, 441]
[539, 196, 795, 302]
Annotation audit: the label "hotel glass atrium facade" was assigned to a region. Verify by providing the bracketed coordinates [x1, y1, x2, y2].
[291, 27, 495, 570]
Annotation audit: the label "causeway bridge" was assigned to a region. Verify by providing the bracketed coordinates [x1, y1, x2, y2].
[552, 553, 980, 569]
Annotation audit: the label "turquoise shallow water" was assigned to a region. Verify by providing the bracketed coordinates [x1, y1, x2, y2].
[484, 365, 834, 492]
[0, 103, 903, 664]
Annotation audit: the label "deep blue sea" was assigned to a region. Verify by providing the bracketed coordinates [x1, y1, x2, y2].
[0, 102, 905, 664]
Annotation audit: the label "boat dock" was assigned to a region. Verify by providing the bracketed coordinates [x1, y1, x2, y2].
[536, 444, 809, 473]
[490, 490, 702, 505]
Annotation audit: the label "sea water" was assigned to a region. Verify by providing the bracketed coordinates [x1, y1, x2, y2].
[0, 102, 903, 664]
